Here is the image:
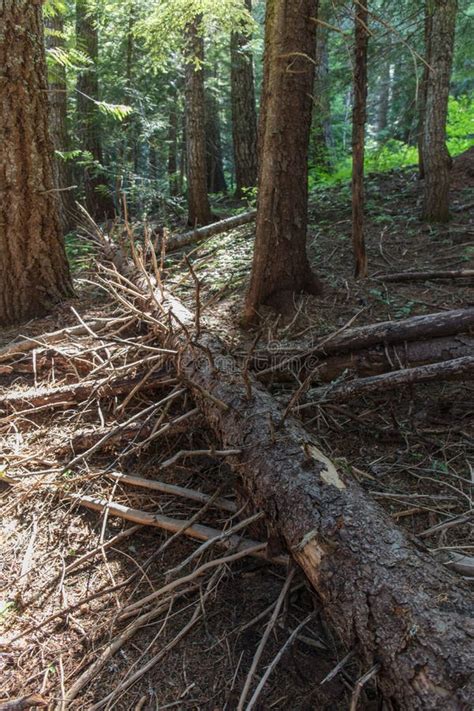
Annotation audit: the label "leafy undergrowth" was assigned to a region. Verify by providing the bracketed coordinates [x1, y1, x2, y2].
[0, 153, 473, 709]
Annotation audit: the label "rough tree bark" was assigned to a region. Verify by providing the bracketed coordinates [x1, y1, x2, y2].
[180, 331, 474, 708]
[230, 0, 258, 197]
[205, 84, 227, 194]
[303, 355, 474, 405]
[243, 0, 323, 323]
[311, 0, 334, 172]
[0, 0, 73, 327]
[352, 0, 369, 278]
[418, 1, 433, 178]
[76, 0, 115, 220]
[421, 0, 458, 222]
[45, 13, 77, 233]
[184, 17, 212, 226]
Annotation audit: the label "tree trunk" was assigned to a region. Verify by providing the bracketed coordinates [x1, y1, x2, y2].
[351, 0, 369, 279]
[180, 332, 474, 709]
[76, 0, 115, 220]
[311, 0, 334, 172]
[230, 0, 258, 198]
[303, 355, 474, 405]
[251, 307, 474, 375]
[0, 0, 73, 327]
[205, 84, 227, 194]
[45, 13, 77, 233]
[418, 1, 433, 178]
[184, 17, 212, 227]
[243, 0, 323, 323]
[376, 45, 391, 139]
[167, 90, 179, 196]
[421, 0, 457, 222]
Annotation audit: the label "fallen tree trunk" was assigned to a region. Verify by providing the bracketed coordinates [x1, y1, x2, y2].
[176, 315, 474, 709]
[0, 371, 173, 412]
[163, 209, 256, 252]
[376, 269, 474, 283]
[105, 255, 474, 707]
[263, 334, 474, 382]
[253, 307, 474, 376]
[298, 355, 474, 407]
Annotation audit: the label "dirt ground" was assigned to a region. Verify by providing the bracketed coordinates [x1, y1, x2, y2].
[0, 152, 472, 710]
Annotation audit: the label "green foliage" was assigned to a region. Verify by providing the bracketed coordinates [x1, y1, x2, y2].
[138, 0, 254, 66]
[95, 100, 133, 120]
[46, 46, 93, 70]
[446, 95, 474, 154]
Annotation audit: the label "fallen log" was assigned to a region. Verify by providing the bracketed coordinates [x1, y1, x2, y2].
[298, 355, 474, 407]
[163, 209, 257, 252]
[0, 371, 173, 413]
[376, 269, 474, 283]
[175, 310, 474, 709]
[105, 253, 474, 707]
[253, 307, 474, 377]
[262, 335, 474, 382]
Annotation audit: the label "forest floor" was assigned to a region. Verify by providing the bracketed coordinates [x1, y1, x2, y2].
[0, 151, 473, 710]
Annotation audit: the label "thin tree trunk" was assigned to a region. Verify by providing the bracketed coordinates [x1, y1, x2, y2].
[418, 1, 433, 178]
[205, 83, 227, 194]
[76, 0, 115, 220]
[243, 0, 323, 323]
[184, 17, 212, 226]
[352, 0, 369, 278]
[312, 0, 334, 172]
[0, 0, 73, 326]
[45, 13, 77, 233]
[422, 0, 457, 222]
[376, 43, 391, 139]
[231, 0, 258, 198]
[167, 87, 179, 196]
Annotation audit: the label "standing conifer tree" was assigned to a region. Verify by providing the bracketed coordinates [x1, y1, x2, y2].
[243, 0, 322, 323]
[230, 0, 258, 197]
[422, 0, 458, 222]
[351, 0, 369, 279]
[184, 16, 212, 226]
[0, 0, 72, 326]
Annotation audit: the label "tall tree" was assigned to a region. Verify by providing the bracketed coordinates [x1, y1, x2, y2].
[230, 0, 258, 198]
[45, 12, 77, 233]
[0, 0, 72, 326]
[184, 16, 212, 226]
[351, 0, 369, 279]
[421, 0, 458, 223]
[418, 2, 433, 177]
[205, 84, 227, 193]
[243, 0, 323, 323]
[311, 0, 334, 173]
[376, 40, 392, 140]
[76, 0, 115, 219]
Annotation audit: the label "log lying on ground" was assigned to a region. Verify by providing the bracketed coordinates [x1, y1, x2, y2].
[252, 307, 474, 377]
[164, 209, 257, 252]
[104, 254, 474, 706]
[263, 335, 474, 383]
[298, 355, 474, 407]
[0, 371, 173, 413]
[375, 269, 474, 283]
[164, 298, 474, 708]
